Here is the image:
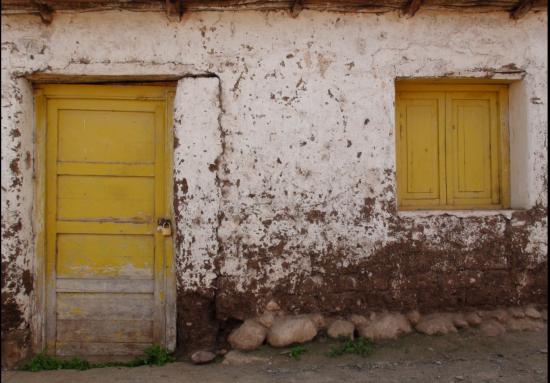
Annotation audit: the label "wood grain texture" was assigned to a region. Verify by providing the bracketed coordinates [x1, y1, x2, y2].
[56, 342, 152, 356]
[57, 278, 155, 293]
[57, 293, 155, 320]
[510, 0, 534, 18]
[2, 0, 547, 13]
[57, 234, 154, 279]
[57, 320, 153, 342]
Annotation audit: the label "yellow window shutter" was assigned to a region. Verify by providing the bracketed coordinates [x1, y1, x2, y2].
[396, 92, 446, 208]
[445, 92, 501, 206]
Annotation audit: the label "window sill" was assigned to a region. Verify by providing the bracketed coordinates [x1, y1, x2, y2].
[397, 209, 523, 219]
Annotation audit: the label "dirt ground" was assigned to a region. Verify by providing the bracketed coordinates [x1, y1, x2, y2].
[2, 325, 547, 383]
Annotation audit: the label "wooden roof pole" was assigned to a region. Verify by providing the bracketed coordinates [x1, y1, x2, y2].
[166, 0, 183, 21]
[510, 0, 534, 19]
[32, 0, 53, 24]
[402, 0, 423, 17]
[290, 0, 303, 18]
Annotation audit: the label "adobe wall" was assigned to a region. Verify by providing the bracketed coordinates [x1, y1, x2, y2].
[1, 9, 547, 365]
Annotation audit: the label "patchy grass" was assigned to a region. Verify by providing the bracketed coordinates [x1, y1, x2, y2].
[328, 337, 374, 357]
[21, 345, 175, 371]
[21, 354, 91, 371]
[289, 345, 308, 360]
[141, 344, 175, 366]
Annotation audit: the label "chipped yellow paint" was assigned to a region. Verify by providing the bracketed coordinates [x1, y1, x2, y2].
[57, 234, 154, 278]
[69, 307, 83, 316]
[396, 82, 510, 210]
[36, 84, 175, 356]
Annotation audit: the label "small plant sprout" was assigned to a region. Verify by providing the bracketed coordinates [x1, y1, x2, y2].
[289, 345, 307, 360]
[328, 337, 374, 357]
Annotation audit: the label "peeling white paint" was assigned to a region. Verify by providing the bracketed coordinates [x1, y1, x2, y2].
[1, 10, 547, 353]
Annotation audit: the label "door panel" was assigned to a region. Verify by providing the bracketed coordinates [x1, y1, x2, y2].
[57, 293, 155, 320]
[42, 85, 174, 358]
[57, 108, 156, 163]
[57, 234, 155, 279]
[446, 92, 500, 206]
[57, 175, 155, 222]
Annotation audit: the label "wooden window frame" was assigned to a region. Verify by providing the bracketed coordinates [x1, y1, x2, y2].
[395, 81, 510, 211]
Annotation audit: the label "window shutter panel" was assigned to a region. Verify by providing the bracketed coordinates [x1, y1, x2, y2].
[396, 92, 446, 208]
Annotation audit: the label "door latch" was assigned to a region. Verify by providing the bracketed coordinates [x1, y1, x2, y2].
[157, 218, 172, 236]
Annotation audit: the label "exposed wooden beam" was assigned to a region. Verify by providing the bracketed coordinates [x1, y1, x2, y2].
[402, 0, 423, 17]
[290, 0, 303, 18]
[33, 0, 54, 24]
[2, 0, 547, 14]
[165, 0, 183, 22]
[510, 0, 534, 19]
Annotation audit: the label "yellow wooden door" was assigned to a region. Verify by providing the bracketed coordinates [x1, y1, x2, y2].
[40, 84, 174, 358]
[445, 92, 500, 206]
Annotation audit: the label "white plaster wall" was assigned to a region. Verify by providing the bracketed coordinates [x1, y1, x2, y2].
[1, 10, 547, 331]
[173, 76, 222, 291]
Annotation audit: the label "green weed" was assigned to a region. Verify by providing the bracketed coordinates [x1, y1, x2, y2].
[21, 353, 91, 371]
[328, 337, 374, 357]
[289, 345, 307, 360]
[141, 344, 175, 366]
[20, 345, 174, 371]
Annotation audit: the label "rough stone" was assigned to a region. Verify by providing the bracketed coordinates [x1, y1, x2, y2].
[307, 313, 326, 330]
[191, 350, 216, 364]
[415, 313, 458, 335]
[483, 309, 511, 324]
[228, 319, 268, 351]
[267, 316, 318, 347]
[357, 313, 412, 340]
[480, 320, 506, 337]
[506, 318, 544, 331]
[324, 316, 338, 329]
[327, 320, 355, 340]
[464, 312, 483, 326]
[265, 300, 280, 312]
[524, 306, 542, 319]
[507, 307, 526, 318]
[541, 309, 548, 322]
[222, 351, 269, 365]
[349, 314, 369, 327]
[257, 311, 276, 328]
[451, 313, 469, 329]
[406, 310, 422, 326]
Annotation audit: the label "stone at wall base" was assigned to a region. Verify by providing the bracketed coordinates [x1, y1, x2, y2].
[357, 313, 411, 340]
[267, 316, 318, 347]
[228, 319, 268, 351]
[415, 313, 457, 335]
[190, 350, 216, 364]
[480, 320, 506, 337]
[224, 305, 546, 353]
[327, 320, 355, 340]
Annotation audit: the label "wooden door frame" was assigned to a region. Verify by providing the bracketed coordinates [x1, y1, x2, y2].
[32, 83, 177, 355]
